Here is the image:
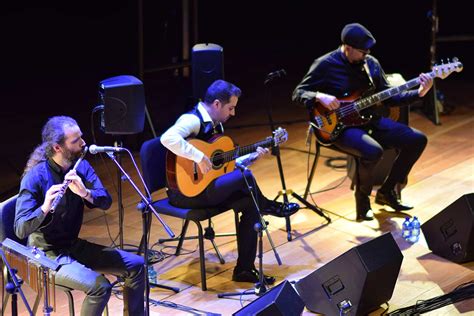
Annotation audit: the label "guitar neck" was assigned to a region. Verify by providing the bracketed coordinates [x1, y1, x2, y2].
[216, 138, 274, 163]
[355, 70, 435, 111]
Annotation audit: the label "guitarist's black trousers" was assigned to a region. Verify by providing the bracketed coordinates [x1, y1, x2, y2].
[169, 169, 271, 273]
[331, 116, 427, 198]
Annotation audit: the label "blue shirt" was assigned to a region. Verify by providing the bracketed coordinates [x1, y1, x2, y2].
[14, 158, 112, 251]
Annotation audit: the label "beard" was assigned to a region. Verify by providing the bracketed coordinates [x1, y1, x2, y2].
[62, 146, 84, 164]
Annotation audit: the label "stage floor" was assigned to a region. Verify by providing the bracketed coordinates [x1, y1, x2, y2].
[2, 82, 474, 315]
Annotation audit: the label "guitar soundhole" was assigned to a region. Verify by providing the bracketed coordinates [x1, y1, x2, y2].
[211, 150, 225, 170]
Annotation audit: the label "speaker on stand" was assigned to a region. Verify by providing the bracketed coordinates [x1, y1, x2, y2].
[192, 43, 224, 102]
[98, 75, 146, 250]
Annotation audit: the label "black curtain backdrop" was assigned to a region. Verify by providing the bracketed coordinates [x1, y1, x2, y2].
[1, 1, 472, 198]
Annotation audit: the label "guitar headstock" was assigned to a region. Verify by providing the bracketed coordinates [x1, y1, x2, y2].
[432, 57, 463, 79]
[272, 127, 288, 146]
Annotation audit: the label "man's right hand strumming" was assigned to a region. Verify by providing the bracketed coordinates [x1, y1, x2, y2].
[316, 92, 340, 111]
[198, 156, 213, 174]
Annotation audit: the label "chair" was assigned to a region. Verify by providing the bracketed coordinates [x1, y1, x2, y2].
[0, 195, 78, 316]
[303, 138, 360, 200]
[140, 136, 238, 291]
[304, 129, 408, 202]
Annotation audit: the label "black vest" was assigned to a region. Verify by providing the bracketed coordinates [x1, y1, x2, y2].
[188, 106, 223, 141]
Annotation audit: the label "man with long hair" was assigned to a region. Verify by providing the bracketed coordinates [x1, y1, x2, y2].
[15, 116, 145, 316]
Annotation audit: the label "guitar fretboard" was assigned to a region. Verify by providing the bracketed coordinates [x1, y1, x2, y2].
[354, 70, 436, 111]
[212, 138, 274, 163]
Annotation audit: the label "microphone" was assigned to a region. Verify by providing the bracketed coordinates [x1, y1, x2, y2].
[235, 161, 248, 172]
[265, 69, 287, 81]
[89, 144, 125, 155]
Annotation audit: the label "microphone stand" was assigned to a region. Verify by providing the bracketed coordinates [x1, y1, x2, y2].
[114, 139, 125, 250]
[105, 151, 176, 316]
[264, 71, 331, 241]
[0, 246, 33, 316]
[217, 167, 281, 300]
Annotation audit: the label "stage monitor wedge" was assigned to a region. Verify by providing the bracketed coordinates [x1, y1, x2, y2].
[295, 232, 403, 316]
[422, 193, 474, 263]
[232, 280, 304, 316]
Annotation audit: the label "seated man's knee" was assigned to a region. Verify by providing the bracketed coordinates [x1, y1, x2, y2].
[130, 254, 145, 277]
[87, 274, 112, 298]
[415, 132, 428, 149]
[405, 130, 428, 152]
[363, 146, 384, 162]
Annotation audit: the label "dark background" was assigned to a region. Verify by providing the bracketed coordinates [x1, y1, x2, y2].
[1, 1, 473, 198]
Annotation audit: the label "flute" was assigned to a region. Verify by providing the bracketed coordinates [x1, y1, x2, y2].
[50, 146, 88, 213]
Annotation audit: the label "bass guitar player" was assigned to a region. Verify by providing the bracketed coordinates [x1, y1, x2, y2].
[292, 23, 437, 221]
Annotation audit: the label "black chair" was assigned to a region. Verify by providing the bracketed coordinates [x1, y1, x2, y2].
[0, 195, 78, 316]
[303, 125, 405, 202]
[140, 136, 238, 291]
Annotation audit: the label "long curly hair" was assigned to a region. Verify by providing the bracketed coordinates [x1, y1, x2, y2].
[23, 116, 78, 176]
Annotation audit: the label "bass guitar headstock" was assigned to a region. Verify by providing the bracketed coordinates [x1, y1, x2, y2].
[432, 57, 463, 80]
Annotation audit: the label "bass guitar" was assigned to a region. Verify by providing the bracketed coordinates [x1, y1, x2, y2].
[166, 127, 288, 197]
[310, 58, 463, 145]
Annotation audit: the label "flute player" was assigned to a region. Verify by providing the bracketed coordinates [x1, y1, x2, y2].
[14, 116, 145, 316]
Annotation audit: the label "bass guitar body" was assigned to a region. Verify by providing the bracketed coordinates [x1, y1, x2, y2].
[310, 92, 371, 145]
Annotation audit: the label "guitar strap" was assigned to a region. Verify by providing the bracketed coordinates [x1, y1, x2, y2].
[363, 61, 375, 89]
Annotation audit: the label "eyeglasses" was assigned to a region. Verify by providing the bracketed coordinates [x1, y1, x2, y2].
[354, 47, 370, 55]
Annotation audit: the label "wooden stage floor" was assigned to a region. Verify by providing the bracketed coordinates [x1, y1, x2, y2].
[2, 84, 474, 315]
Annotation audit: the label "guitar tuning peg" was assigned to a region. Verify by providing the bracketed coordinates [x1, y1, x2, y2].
[453, 57, 459, 62]
[441, 59, 444, 64]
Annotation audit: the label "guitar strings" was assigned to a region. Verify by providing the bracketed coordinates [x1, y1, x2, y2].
[316, 75, 425, 126]
[211, 139, 273, 163]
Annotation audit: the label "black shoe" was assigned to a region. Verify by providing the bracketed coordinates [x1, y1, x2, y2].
[375, 189, 413, 211]
[356, 194, 374, 221]
[261, 201, 300, 217]
[356, 209, 374, 221]
[232, 268, 276, 285]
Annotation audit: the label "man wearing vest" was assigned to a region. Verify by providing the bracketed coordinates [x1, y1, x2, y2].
[161, 79, 298, 284]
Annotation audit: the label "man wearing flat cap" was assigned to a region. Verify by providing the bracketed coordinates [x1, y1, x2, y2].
[293, 23, 433, 221]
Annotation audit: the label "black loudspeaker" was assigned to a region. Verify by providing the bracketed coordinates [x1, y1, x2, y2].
[192, 43, 224, 101]
[99, 75, 145, 135]
[233, 280, 304, 316]
[295, 232, 403, 316]
[421, 193, 474, 263]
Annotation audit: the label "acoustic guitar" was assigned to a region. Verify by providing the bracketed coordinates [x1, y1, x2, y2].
[310, 58, 463, 145]
[166, 127, 288, 197]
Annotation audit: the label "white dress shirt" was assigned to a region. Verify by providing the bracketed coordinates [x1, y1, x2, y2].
[161, 102, 253, 166]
